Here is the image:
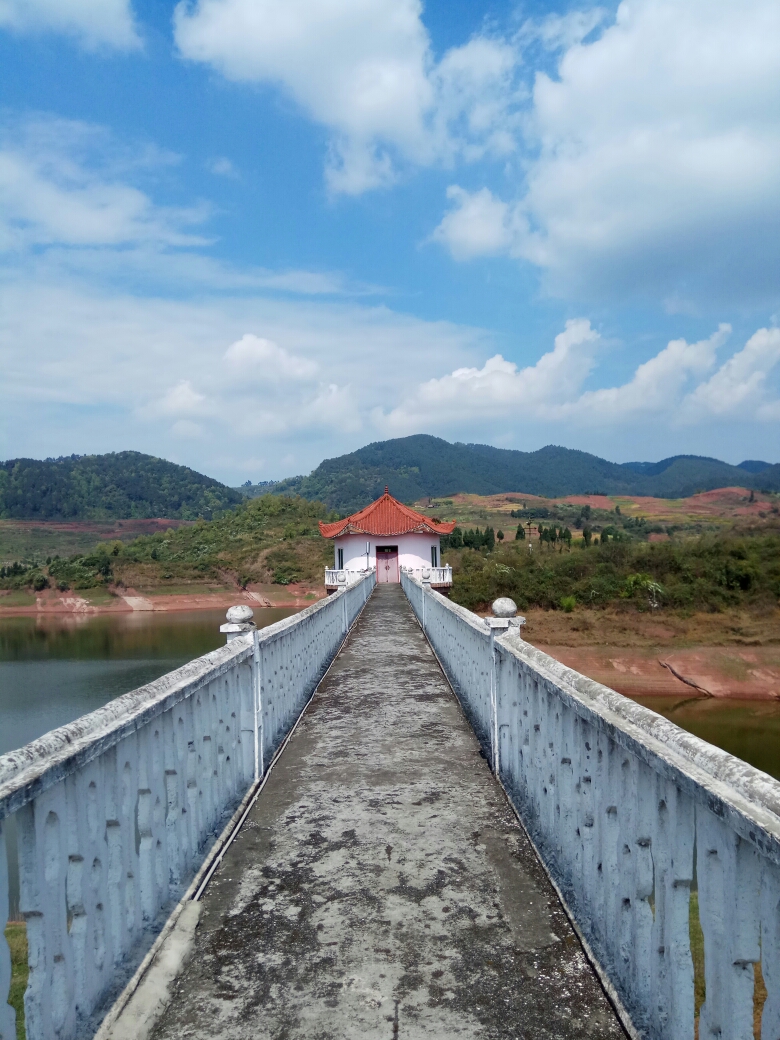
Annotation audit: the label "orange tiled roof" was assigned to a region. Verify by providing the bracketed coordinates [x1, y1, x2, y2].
[319, 487, 456, 538]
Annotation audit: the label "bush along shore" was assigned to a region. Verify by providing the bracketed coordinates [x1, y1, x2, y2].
[0, 495, 337, 598]
[442, 528, 780, 615]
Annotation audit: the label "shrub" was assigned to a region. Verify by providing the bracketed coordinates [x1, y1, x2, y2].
[560, 595, 576, 612]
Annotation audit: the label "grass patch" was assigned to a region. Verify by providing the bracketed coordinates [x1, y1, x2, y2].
[140, 585, 230, 597]
[4, 921, 27, 1040]
[78, 588, 117, 605]
[0, 592, 36, 607]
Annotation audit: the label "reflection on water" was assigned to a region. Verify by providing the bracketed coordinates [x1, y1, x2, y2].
[0, 607, 296, 916]
[631, 694, 780, 782]
[0, 608, 296, 758]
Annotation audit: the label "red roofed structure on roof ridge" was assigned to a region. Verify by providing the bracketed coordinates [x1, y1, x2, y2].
[319, 487, 456, 539]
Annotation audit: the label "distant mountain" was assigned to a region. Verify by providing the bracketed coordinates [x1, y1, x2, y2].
[254, 435, 780, 513]
[736, 460, 772, 473]
[0, 452, 242, 520]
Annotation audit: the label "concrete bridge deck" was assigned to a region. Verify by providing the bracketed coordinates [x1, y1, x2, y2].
[150, 585, 625, 1039]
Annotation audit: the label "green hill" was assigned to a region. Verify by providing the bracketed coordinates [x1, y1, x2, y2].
[247, 435, 780, 513]
[0, 452, 242, 520]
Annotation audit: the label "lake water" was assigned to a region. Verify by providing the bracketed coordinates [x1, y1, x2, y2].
[2, 612, 780, 915]
[0, 607, 296, 916]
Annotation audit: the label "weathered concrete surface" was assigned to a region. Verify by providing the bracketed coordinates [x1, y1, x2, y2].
[151, 585, 625, 1040]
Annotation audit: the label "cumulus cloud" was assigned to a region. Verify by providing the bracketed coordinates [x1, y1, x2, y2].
[173, 0, 520, 193]
[0, 0, 140, 50]
[571, 325, 731, 420]
[378, 319, 600, 431]
[377, 321, 780, 436]
[433, 0, 780, 306]
[431, 186, 515, 261]
[224, 334, 318, 381]
[153, 380, 206, 417]
[685, 327, 780, 418]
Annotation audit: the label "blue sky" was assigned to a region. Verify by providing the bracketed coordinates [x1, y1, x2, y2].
[1, 0, 778, 484]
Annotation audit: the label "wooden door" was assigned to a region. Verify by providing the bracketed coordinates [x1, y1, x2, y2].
[376, 546, 399, 583]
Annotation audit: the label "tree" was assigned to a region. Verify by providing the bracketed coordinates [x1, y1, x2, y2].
[497, 530, 504, 542]
[516, 523, 525, 540]
[583, 526, 592, 547]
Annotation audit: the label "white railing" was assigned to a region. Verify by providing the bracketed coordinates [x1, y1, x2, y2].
[324, 568, 371, 588]
[401, 571, 780, 1040]
[400, 565, 452, 585]
[0, 572, 375, 1040]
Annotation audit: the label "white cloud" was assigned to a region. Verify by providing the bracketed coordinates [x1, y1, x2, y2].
[0, 0, 140, 50]
[685, 327, 780, 418]
[0, 117, 207, 250]
[433, 0, 780, 306]
[378, 318, 599, 431]
[0, 273, 485, 479]
[154, 380, 207, 417]
[0, 115, 381, 300]
[431, 186, 515, 261]
[207, 156, 238, 178]
[377, 321, 780, 437]
[571, 325, 731, 419]
[224, 334, 318, 381]
[173, 0, 520, 193]
[519, 8, 608, 52]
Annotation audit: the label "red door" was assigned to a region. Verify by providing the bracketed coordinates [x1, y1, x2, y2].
[376, 546, 399, 583]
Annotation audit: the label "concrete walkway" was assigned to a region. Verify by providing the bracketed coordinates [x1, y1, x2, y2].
[152, 585, 625, 1040]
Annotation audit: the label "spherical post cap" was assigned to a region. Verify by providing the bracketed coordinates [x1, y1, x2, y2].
[226, 605, 254, 623]
[491, 597, 517, 618]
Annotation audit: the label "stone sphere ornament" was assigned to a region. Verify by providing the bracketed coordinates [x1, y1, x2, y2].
[491, 597, 518, 618]
[226, 605, 254, 624]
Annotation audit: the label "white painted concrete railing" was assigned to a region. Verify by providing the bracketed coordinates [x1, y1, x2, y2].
[324, 568, 370, 588]
[402, 571, 780, 1040]
[0, 572, 375, 1040]
[400, 565, 452, 586]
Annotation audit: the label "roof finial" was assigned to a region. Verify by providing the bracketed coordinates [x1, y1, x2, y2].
[385, 485, 389, 494]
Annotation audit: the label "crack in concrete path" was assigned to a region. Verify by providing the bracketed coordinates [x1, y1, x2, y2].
[151, 584, 626, 1040]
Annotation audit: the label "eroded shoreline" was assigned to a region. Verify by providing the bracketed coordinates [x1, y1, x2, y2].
[0, 584, 326, 617]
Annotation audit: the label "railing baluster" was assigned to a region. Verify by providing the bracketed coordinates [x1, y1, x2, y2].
[761, 861, 780, 1038]
[0, 820, 15, 1040]
[698, 806, 761, 1039]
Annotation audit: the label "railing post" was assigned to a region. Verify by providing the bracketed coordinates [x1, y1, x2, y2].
[485, 598, 524, 777]
[489, 626, 499, 775]
[252, 628, 264, 783]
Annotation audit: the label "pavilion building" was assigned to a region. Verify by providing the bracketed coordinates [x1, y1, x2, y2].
[319, 487, 455, 593]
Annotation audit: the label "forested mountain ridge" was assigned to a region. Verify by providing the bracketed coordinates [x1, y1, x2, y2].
[247, 435, 780, 513]
[0, 452, 242, 520]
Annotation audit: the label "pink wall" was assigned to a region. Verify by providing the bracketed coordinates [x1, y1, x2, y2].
[333, 532, 439, 571]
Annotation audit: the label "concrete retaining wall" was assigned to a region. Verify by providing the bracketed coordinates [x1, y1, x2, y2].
[402, 570, 780, 1040]
[0, 572, 375, 1040]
